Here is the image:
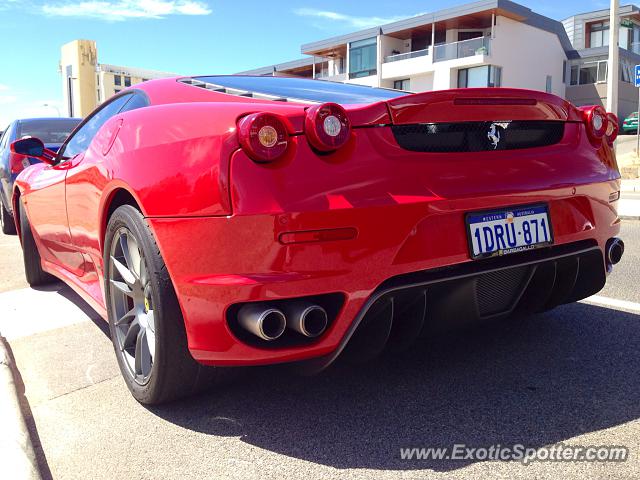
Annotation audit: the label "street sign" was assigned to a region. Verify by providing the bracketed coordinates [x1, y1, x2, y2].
[635, 65, 640, 87]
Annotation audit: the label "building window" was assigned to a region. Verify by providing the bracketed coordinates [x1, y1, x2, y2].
[393, 79, 410, 91]
[124, 76, 131, 87]
[589, 22, 609, 48]
[349, 37, 377, 79]
[114, 89, 121, 95]
[458, 65, 501, 88]
[114, 75, 122, 86]
[545, 76, 552, 93]
[570, 60, 607, 85]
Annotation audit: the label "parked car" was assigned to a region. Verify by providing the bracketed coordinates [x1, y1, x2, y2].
[10, 77, 624, 404]
[621, 111, 638, 134]
[0, 117, 81, 233]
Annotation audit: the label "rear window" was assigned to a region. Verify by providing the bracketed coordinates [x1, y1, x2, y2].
[192, 75, 407, 104]
[17, 118, 81, 144]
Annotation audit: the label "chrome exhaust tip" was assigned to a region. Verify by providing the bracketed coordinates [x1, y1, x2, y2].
[606, 237, 625, 266]
[284, 302, 328, 338]
[237, 304, 286, 341]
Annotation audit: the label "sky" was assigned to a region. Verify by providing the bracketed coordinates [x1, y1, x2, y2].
[0, 0, 612, 129]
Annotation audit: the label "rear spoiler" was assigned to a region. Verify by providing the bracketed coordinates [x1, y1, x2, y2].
[382, 88, 583, 125]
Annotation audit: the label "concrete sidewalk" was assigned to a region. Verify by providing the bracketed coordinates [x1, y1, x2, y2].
[0, 283, 102, 480]
[621, 178, 640, 193]
[620, 179, 640, 219]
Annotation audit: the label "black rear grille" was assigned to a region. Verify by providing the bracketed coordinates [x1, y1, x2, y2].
[391, 121, 565, 153]
[476, 266, 532, 317]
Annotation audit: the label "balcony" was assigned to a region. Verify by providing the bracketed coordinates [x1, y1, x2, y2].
[383, 48, 429, 63]
[381, 48, 432, 80]
[434, 37, 491, 62]
[315, 72, 347, 82]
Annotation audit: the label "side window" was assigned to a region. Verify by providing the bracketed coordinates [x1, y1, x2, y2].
[60, 94, 132, 159]
[119, 93, 149, 114]
[1, 123, 14, 150]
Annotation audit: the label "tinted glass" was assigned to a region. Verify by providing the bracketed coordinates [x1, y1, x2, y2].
[193, 75, 406, 104]
[1, 122, 15, 149]
[120, 93, 149, 112]
[16, 119, 81, 145]
[61, 94, 132, 158]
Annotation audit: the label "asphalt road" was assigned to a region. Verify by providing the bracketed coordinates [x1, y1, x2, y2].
[0, 222, 639, 479]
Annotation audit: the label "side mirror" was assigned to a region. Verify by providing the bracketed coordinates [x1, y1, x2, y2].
[10, 138, 55, 166]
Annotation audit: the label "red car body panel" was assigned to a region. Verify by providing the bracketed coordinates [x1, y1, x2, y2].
[12, 78, 621, 367]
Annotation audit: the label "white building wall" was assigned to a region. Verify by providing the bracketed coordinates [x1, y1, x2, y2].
[348, 75, 379, 87]
[410, 74, 434, 92]
[490, 16, 567, 96]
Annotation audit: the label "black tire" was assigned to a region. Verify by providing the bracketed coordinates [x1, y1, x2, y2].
[104, 205, 227, 404]
[1, 198, 17, 235]
[19, 200, 56, 286]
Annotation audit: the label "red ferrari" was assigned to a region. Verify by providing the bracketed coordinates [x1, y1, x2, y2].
[10, 76, 624, 404]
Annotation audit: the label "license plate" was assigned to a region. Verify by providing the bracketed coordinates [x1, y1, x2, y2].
[466, 204, 553, 259]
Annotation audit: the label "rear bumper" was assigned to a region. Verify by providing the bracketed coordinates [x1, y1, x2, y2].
[148, 180, 621, 367]
[300, 240, 605, 372]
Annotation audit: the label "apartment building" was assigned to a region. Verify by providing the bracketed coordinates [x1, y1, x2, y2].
[59, 2, 640, 120]
[60, 40, 177, 117]
[563, 4, 640, 118]
[239, 0, 570, 98]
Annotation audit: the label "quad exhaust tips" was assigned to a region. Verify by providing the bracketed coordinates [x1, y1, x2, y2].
[237, 301, 328, 341]
[606, 237, 624, 266]
[283, 302, 328, 338]
[237, 304, 286, 341]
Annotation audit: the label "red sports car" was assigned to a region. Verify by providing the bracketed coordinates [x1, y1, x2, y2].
[10, 76, 624, 404]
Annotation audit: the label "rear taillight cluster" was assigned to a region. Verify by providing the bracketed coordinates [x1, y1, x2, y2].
[304, 102, 351, 152]
[236, 103, 352, 163]
[237, 112, 290, 163]
[580, 106, 618, 146]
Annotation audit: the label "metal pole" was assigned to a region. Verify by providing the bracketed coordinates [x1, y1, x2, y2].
[636, 87, 639, 157]
[606, 0, 620, 115]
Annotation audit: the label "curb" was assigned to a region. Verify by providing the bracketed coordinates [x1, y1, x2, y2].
[620, 215, 640, 221]
[0, 336, 41, 480]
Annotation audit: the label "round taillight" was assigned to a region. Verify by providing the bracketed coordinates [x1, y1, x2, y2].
[304, 102, 351, 152]
[237, 113, 290, 163]
[605, 112, 619, 145]
[583, 106, 608, 139]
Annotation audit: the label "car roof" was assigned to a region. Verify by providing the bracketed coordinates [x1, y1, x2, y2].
[16, 117, 82, 123]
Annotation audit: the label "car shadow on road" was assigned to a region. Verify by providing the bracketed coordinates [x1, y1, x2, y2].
[146, 301, 640, 472]
[33, 282, 111, 338]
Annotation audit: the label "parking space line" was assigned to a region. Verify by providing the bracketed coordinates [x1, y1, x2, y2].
[581, 295, 640, 314]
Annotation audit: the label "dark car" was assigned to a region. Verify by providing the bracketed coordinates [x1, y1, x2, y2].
[0, 117, 81, 233]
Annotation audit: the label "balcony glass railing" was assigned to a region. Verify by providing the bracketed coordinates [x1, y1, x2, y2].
[314, 67, 346, 79]
[433, 36, 491, 62]
[383, 48, 429, 63]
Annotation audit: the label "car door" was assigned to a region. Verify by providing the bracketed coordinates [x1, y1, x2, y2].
[63, 93, 147, 278]
[25, 94, 134, 275]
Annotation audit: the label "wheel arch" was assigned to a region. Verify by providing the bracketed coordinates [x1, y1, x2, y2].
[12, 186, 22, 242]
[100, 185, 146, 254]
